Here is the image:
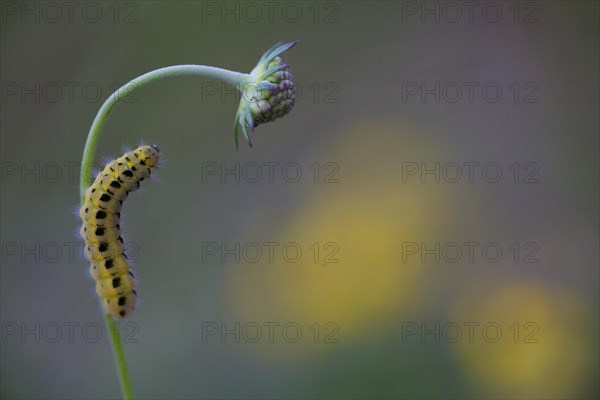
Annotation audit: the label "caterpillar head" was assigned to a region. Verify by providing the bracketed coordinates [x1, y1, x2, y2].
[135, 145, 160, 168]
[234, 41, 298, 149]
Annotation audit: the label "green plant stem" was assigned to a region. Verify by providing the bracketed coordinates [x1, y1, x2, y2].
[105, 313, 134, 400]
[79, 65, 248, 202]
[79, 65, 249, 400]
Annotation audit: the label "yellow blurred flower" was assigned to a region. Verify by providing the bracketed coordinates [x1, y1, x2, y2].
[226, 118, 459, 361]
[450, 281, 595, 398]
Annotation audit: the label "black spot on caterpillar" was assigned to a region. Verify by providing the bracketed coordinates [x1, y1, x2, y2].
[80, 145, 160, 319]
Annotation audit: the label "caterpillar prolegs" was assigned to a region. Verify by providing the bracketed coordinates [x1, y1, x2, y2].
[80, 145, 160, 319]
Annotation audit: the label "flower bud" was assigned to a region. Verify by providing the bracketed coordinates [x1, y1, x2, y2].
[234, 41, 299, 148]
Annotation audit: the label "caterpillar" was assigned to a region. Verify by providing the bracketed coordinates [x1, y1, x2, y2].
[79, 145, 160, 319]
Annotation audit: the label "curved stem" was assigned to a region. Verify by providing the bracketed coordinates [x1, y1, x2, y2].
[79, 65, 249, 202]
[79, 65, 249, 400]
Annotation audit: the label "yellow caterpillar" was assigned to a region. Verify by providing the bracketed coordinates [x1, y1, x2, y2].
[80, 145, 160, 319]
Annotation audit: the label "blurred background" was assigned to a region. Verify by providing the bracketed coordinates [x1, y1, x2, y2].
[1, 1, 598, 399]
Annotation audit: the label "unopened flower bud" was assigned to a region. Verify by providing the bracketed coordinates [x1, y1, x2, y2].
[234, 41, 299, 148]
